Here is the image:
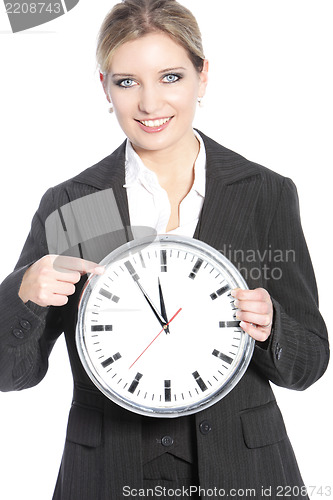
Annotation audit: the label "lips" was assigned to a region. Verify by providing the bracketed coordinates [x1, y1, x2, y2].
[135, 116, 173, 133]
[138, 117, 171, 128]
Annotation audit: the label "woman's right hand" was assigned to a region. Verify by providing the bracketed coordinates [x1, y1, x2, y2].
[18, 255, 105, 307]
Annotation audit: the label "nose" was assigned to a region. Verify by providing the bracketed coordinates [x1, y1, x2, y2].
[138, 84, 163, 115]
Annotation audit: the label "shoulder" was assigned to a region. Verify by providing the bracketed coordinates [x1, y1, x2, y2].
[70, 140, 126, 189]
[35, 141, 127, 219]
[198, 130, 286, 185]
[57, 140, 126, 193]
[198, 130, 298, 217]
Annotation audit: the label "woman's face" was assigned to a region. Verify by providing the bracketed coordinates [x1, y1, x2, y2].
[104, 32, 208, 154]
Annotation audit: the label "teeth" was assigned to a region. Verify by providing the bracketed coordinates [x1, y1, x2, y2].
[140, 117, 171, 127]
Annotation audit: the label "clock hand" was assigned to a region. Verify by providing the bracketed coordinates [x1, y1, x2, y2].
[158, 278, 170, 334]
[136, 280, 168, 329]
[129, 307, 182, 369]
[124, 261, 167, 329]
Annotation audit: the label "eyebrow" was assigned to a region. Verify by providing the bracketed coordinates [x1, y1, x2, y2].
[110, 67, 187, 79]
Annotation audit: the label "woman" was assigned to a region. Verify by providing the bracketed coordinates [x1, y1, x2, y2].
[0, 0, 329, 498]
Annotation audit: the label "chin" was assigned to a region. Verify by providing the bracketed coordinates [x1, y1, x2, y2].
[128, 132, 175, 152]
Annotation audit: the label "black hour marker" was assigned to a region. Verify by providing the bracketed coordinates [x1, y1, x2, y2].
[192, 371, 208, 392]
[101, 352, 122, 368]
[99, 289, 120, 303]
[125, 260, 140, 281]
[101, 357, 113, 368]
[210, 284, 230, 300]
[99, 288, 111, 300]
[91, 325, 113, 332]
[160, 250, 167, 272]
[212, 349, 233, 365]
[189, 258, 203, 279]
[164, 380, 171, 402]
[219, 321, 240, 328]
[128, 372, 143, 394]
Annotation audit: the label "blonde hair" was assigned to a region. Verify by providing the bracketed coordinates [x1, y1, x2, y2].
[96, 0, 205, 74]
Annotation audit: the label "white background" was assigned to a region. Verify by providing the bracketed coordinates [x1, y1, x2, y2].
[0, 1, 332, 499]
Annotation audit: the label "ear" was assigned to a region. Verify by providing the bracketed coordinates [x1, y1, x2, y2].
[198, 59, 209, 98]
[99, 72, 112, 103]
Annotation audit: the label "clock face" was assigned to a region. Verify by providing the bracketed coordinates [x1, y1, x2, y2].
[76, 235, 254, 417]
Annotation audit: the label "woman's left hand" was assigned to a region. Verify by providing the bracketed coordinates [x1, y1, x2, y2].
[231, 288, 273, 342]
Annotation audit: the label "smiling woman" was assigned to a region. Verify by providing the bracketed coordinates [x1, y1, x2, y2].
[0, 0, 329, 499]
[100, 33, 208, 161]
[97, 0, 207, 172]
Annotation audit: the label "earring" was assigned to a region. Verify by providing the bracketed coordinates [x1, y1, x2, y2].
[197, 97, 204, 108]
[107, 96, 114, 113]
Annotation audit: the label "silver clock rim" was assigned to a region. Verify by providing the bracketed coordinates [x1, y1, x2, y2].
[76, 234, 255, 418]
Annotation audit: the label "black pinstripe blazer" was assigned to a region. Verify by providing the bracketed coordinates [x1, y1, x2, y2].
[0, 132, 329, 499]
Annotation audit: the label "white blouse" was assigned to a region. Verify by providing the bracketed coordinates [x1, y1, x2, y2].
[124, 131, 206, 238]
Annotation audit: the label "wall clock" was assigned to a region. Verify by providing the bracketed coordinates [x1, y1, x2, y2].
[76, 235, 254, 417]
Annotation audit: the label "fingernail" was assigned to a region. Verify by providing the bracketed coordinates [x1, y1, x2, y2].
[94, 266, 105, 275]
[231, 289, 238, 297]
[234, 300, 239, 308]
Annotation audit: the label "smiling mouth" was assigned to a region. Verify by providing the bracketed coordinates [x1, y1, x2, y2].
[137, 117, 172, 128]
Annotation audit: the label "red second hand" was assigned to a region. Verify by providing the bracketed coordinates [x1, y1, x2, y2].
[129, 307, 182, 369]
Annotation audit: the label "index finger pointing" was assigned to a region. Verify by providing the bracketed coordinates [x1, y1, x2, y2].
[53, 256, 105, 275]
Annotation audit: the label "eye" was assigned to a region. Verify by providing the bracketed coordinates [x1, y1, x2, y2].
[118, 79, 137, 88]
[162, 73, 182, 84]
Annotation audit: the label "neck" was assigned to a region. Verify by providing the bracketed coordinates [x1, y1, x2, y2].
[131, 130, 200, 182]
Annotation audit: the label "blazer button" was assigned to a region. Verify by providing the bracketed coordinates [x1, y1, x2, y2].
[12, 328, 25, 339]
[199, 420, 212, 435]
[20, 319, 31, 330]
[161, 435, 173, 447]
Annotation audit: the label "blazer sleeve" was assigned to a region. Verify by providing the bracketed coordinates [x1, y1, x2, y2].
[252, 177, 329, 390]
[0, 188, 64, 392]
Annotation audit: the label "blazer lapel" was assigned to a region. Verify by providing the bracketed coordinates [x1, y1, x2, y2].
[194, 132, 263, 254]
[73, 140, 132, 238]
